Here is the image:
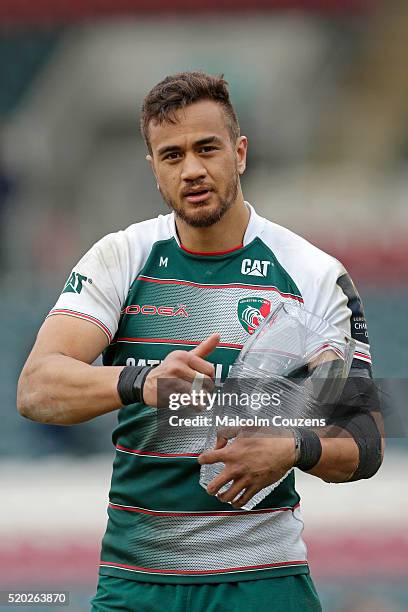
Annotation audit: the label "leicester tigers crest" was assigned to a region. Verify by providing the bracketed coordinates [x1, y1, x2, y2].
[237, 297, 271, 334]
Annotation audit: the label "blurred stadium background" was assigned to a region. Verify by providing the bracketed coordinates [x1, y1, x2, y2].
[1, 1, 407, 610]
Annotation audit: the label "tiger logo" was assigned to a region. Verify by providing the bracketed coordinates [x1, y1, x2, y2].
[237, 298, 271, 334]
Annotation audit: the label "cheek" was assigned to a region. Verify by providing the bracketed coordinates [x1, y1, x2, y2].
[158, 168, 179, 191]
[217, 154, 236, 174]
[214, 159, 236, 188]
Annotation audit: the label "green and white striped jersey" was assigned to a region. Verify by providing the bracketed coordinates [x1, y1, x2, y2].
[49, 203, 371, 584]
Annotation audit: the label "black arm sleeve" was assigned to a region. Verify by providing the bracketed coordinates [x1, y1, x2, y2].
[327, 360, 383, 481]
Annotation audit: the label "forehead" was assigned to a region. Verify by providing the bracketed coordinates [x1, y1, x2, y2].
[148, 100, 230, 153]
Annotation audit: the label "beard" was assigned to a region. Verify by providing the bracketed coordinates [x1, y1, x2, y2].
[159, 170, 239, 228]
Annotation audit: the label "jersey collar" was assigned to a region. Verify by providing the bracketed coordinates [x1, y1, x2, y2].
[168, 201, 264, 248]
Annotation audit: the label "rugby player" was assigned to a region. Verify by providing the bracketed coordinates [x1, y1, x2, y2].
[17, 71, 384, 611]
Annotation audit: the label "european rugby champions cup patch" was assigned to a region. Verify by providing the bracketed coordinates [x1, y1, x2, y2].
[237, 297, 271, 334]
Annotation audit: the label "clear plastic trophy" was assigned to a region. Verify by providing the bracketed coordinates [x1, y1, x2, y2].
[199, 301, 356, 510]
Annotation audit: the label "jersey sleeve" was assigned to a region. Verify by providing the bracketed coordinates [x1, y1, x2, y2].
[302, 260, 372, 368]
[47, 215, 174, 343]
[47, 232, 132, 343]
[261, 220, 372, 368]
[334, 270, 372, 366]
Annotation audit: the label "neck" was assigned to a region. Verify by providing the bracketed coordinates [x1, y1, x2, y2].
[175, 194, 250, 253]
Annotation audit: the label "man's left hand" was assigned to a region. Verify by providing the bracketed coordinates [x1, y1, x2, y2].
[198, 427, 296, 508]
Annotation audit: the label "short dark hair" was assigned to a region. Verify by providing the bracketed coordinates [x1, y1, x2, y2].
[140, 71, 240, 152]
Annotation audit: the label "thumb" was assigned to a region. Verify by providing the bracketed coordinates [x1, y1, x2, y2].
[191, 333, 220, 359]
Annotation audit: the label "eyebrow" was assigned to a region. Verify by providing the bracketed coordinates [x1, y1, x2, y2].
[157, 135, 223, 157]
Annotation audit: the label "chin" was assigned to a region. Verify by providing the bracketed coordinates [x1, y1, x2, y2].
[181, 204, 227, 228]
[185, 215, 220, 228]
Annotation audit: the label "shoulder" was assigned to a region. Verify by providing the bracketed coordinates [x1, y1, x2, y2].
[49, 214, 175, 339]
[71, 212, 174, 295]
[259, 216, 345, 286]
[93, 213, 173, 259]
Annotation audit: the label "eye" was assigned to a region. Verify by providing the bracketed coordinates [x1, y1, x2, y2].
[164, 152, 181, 161]
[199, 146, 217, 153]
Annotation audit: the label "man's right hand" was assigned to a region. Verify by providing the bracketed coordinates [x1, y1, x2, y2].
[142, 333, 220, 407]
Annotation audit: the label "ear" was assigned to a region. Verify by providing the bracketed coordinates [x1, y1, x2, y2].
[146, 153, 158, 180]
[146, 153, 154, 171]
[236, 136, 248, 175]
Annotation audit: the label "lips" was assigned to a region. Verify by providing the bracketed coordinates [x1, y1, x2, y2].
[183, 187, 213, 204]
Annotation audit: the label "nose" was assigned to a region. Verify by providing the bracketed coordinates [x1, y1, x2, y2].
[180, 153, 207, 182]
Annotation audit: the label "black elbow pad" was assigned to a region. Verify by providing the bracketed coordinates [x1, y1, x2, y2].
[339, 411, 382, 481]
[328, 362, 383, 481]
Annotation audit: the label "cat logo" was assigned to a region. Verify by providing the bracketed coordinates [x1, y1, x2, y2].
[241, 259, 271, 277]
[62, 271, 89, 294]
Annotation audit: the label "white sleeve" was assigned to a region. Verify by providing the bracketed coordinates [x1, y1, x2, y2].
[48, 231, 133, 342]
[296, 258, 372, 366]
[260, 221, 372, 366]
[332, 268, 372, 366]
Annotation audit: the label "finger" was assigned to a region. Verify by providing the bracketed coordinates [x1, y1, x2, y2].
[197, 448, 227, 466]
[205, 468, 236, 496]
[214, 434, 229, 450]
[214, 427, 238, 450]
[188, 354, 215, 378]
[217, 478, 248, 504]
[176, 365, 212, 385]
[231, 485, 260, 509]
[162, 372, 197, 395]
[189, 376, 211, 412]
[163, 371, 213, 412]
[217, 426, 239, 440]
[189, 369, 214, 395]
[188, 373, 213, 406]
[191, 372, 205, 393]
[162, 379, 196, 409]
[173, 378, 211, 412]
[201, 376, 215, 394]
[190, 333, 220, 359]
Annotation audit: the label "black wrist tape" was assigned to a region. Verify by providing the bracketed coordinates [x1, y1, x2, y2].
[294, 429, 322, 472]
[117, 365, 153, 405]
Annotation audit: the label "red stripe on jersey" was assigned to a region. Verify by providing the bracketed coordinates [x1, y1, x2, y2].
[137, 275, 304, 302]
[47, 309, 112, 341]
[108, 502, 300, 517]
[99, 559, 307, 574]
[116, 337, 243, 349]
[180, 244, 243, 256]
[354, 351, 372, 363]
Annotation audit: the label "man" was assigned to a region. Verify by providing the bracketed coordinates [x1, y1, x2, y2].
[17, 72, 383, 611]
